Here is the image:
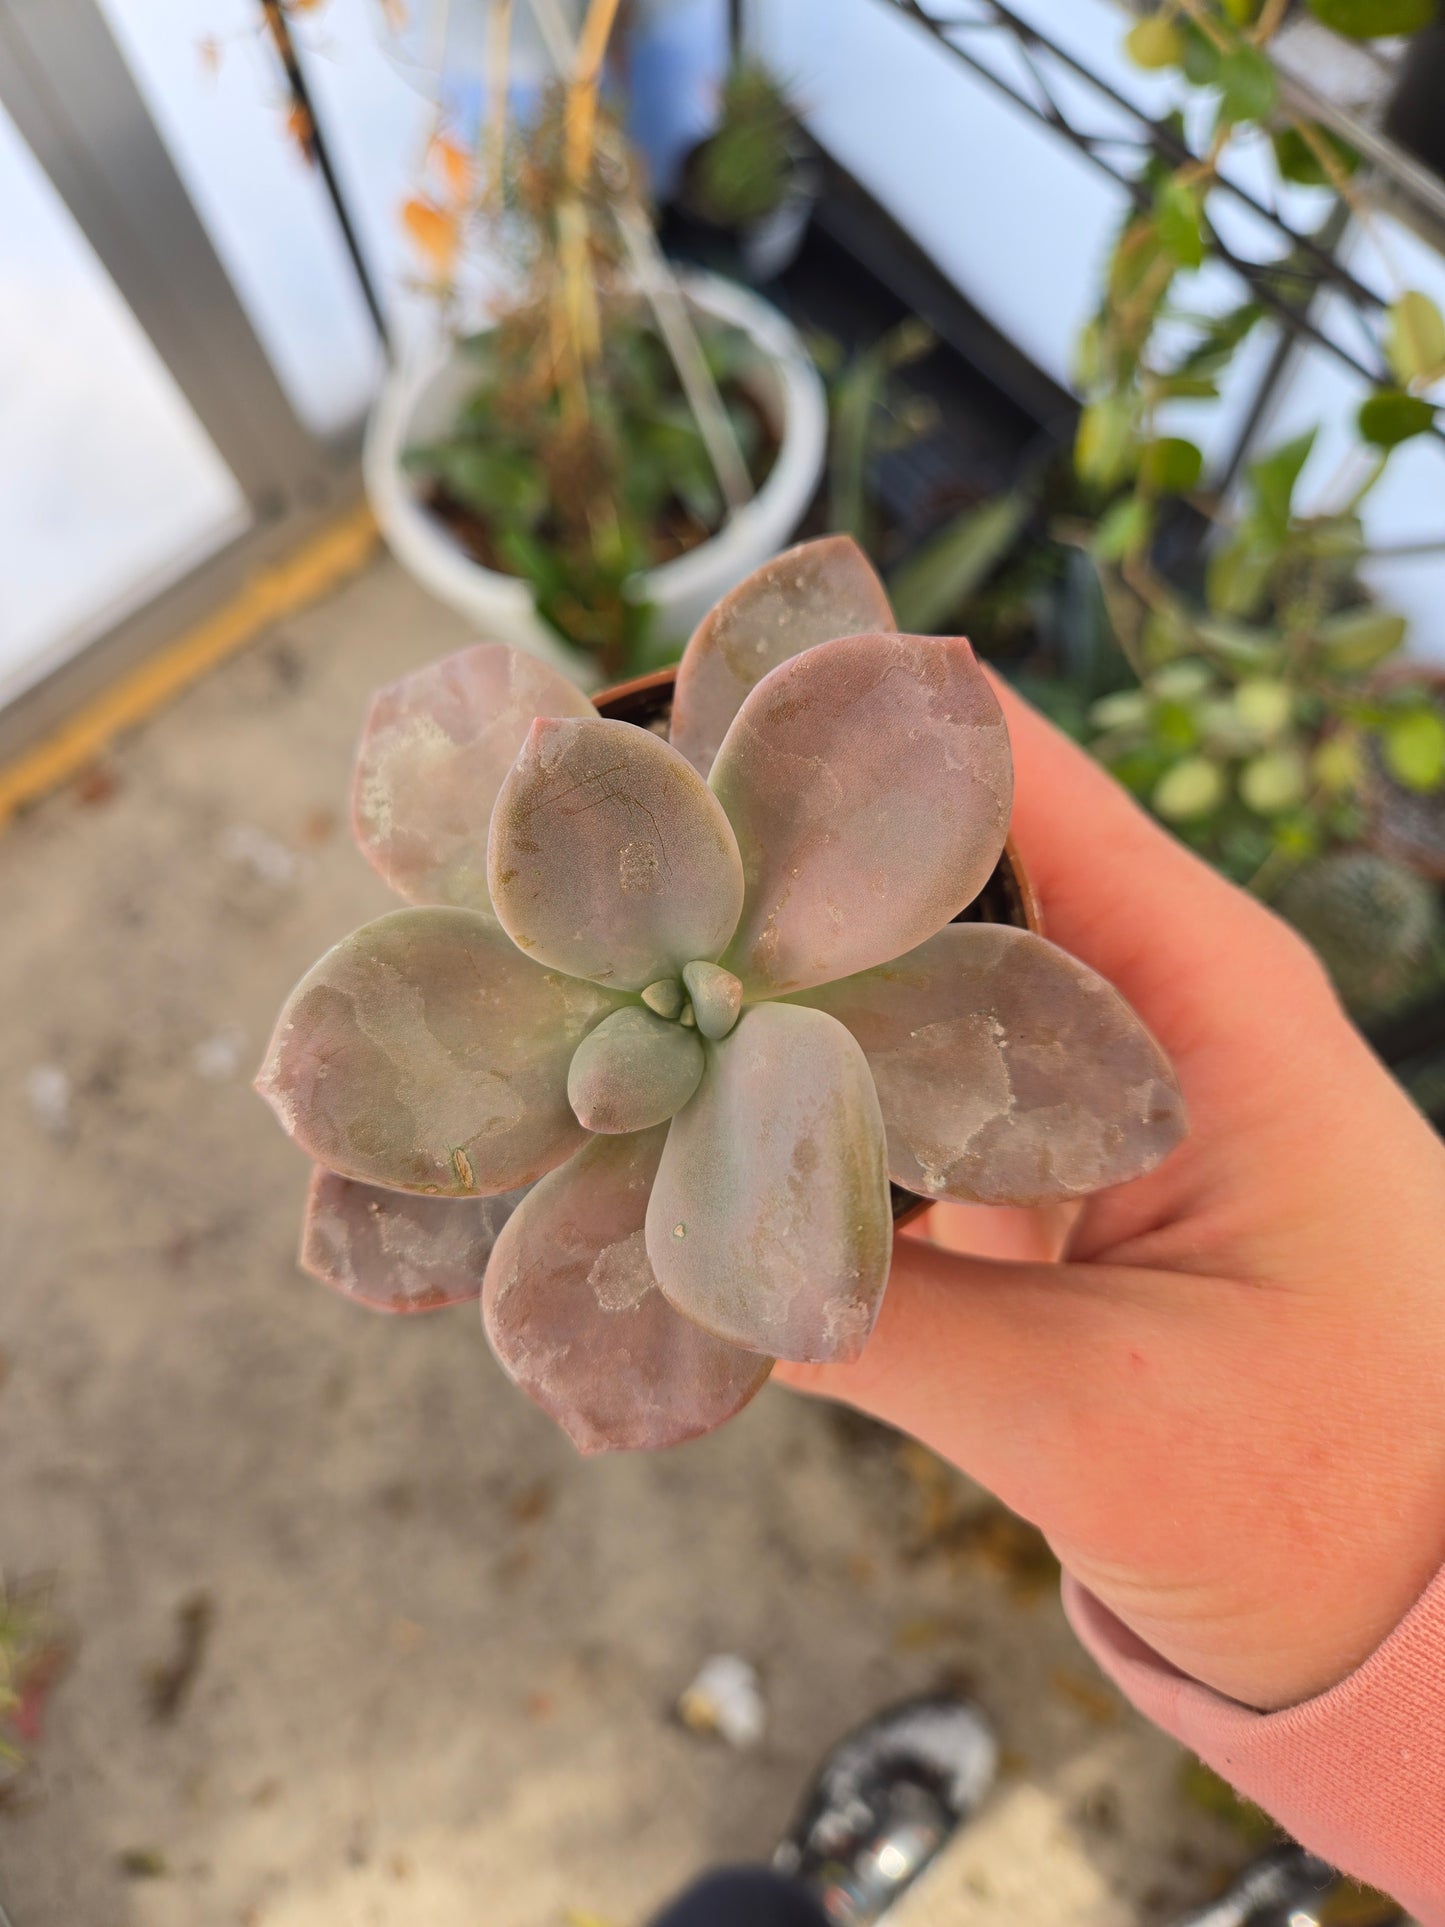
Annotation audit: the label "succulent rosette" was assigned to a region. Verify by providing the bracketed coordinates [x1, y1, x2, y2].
[257, 537, 1185, 1453]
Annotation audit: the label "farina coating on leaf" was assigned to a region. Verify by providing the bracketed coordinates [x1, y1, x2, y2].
[255, 906, 624, 1196]
[669, 534, 896, 778]
[301, 1167, 532, 1311]
[352, 643, 594, 911]
[484, 1128, 773, 1453]
[646, 1004, 892, 1364]
[794, 922, 1186, 1205]
[488, 716, 745, 990]
[710, 632, 1013, 995]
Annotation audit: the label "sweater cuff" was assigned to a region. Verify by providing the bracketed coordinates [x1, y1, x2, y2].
[1063, 1569, 1445, 1923]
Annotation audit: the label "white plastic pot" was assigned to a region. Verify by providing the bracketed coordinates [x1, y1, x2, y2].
[363, 272, 828, 683]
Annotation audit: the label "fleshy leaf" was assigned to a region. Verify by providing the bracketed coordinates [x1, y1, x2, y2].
[681, 961, 742, 1040]
[567, 1007, 705, 1134]
[669, 536, 895, 778]
[488, 716, 745, 991]
[484, 1128, 773, 1454]
[301, 1167, 530, 1312]
[255, 907, 623, 1196]
[352, 642, 594, 911]
[646, 1004, 892, 1364]
[642, 978, 685, 1020]
[793, 923, 1186, 1206]
[710, 632, 1013, 996]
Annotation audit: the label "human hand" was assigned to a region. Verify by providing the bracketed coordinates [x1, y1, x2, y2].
[777, 676, 1445, 1712]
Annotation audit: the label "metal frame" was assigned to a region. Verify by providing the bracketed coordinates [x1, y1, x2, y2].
[0, 0, 376, 745]
[847, 0, 1445, 475]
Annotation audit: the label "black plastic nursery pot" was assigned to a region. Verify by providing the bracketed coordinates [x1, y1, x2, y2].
[594, 665, 1045, 1228]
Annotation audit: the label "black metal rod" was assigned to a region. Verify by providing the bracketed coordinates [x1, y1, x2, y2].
[882, 0, 1393, 319]
[259, 0, 391, 355]
[877, 0, 1445, 449]
[1217, 200, 1352, 492]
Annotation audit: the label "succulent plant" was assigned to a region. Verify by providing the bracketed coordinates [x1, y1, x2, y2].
[257, 537, 1186, 1453]
[1278, 850, 1441, 1015]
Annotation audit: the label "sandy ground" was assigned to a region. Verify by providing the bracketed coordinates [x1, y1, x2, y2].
[0, 556, 1252, 1927]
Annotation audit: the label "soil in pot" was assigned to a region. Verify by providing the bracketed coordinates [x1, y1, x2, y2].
[593, 667, 1042, 1228]
[406, 310, 781, 678]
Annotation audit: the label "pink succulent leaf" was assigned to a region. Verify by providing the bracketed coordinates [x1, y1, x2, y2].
[351, 642, 594, 911]
[645, 1004, 892, 1365]
[669, 536, 895, 778]
[483, 1127, 773, 1454]
[567, 1006, 705, 1135]
[710, 632, 1014, 997]
[680, 961, 742, 1039]
[255, 906, 625, 1196]
[301, 1167, 531, 1312]
[793, 923, 1186, 1206]
[488, 716, 745, 991]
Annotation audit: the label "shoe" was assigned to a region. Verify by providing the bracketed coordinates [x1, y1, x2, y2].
[772, 1695, 997, 1926]
[1168, 1844, 1401, 1927]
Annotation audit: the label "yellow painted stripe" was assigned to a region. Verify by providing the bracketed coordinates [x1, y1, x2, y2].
[0, 504, 379, 832]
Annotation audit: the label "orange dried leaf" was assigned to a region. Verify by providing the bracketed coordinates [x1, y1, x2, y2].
[430, 133, 474, 201]
[285, 101, 315, 160]
[401, 197, 459, 276]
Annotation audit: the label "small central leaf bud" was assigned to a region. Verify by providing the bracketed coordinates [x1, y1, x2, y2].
[682, 961, 744, 1040]
[641, 978, 686, 1022]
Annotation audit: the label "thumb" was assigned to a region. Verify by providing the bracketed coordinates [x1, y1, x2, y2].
[775, 1227, 1204, 1548]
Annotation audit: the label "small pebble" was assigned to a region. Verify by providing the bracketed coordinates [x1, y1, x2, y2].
[678, 1653, 766, 1749]
[25, 1065, 72, 1138]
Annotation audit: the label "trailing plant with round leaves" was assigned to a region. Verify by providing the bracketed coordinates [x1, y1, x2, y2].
[1071, 2, 1445, 862]
[257, 537, 1186, 1454]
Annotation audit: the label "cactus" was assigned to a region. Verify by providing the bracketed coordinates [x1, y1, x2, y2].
[1279, 850, 1440, 1015]
[257, 537, 1186, 1453]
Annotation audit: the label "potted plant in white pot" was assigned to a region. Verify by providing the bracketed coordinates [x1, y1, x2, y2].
[363, 0, 826, 682]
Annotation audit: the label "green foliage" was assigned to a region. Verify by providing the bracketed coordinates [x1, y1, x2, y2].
[408, 312, 771, 675]
[825, 318, 937, 548]
[889, 490, 1033, 632]
[1154, 175, 1205, 268]
[688, 60, 800, 228]
[1216, 43, 1278, 125]
[1279, 851, 1441, 1014]
[1272, 124, 1362, 186]
[1140, 436, 1205, 495]
[1385, 290, 1445, 387]
[1385, 706, 1445, 791]
[1125, 14, 1186, 68]
[1306, 0, 1438, 36]
[1358, 388, 1437, 448]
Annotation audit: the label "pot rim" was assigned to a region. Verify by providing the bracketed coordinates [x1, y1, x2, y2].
[362, 269, 829, 644]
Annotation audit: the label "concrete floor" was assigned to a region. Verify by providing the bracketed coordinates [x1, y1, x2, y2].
[0, 556, 1251, 1927]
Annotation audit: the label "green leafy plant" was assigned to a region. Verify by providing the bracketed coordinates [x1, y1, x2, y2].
[391, 0, 775, 679]
[1061, 0, 1445, 982]
[685, 59, 802, 229]
[257, 538, 1185, 1453]
[407, 288, 774, 677]
[1277, 850, 1442, 1012]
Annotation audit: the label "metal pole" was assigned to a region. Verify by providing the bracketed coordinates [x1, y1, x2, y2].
[258, 1, 392, 353]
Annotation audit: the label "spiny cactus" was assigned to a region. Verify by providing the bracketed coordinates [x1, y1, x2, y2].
[1279, 850, 1440, 1015]
[257, 537, 1186, 1453]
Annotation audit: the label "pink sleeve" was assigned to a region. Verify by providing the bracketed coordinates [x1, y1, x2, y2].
[1063, 1569, 1445, 1923]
